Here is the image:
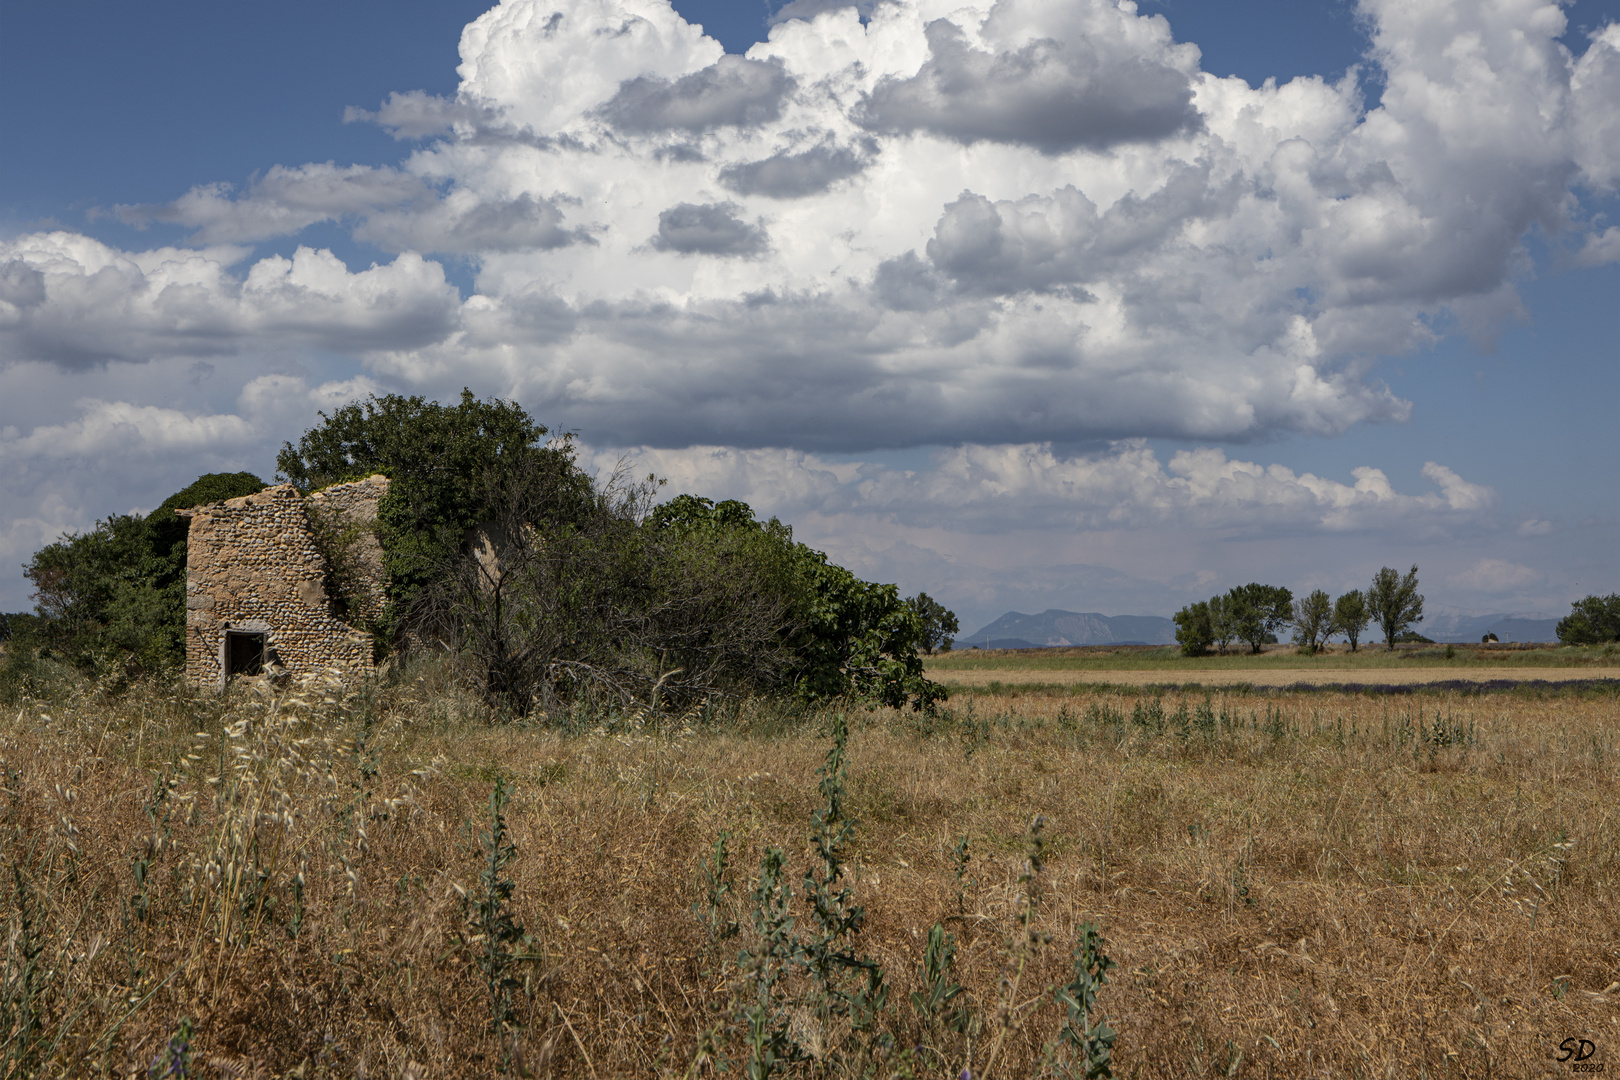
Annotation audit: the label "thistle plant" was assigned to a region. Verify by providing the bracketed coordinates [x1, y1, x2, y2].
[129, 771, 174, 924]
[1048, 923, 1119, 1079]
[951, 833, 972, 921]
[694, 829, 739, 947]
[468, 777, 529, 1034]
[982, 816, 1052, 1079]
[3, 866, 44, 1076]
[802, 712, 888, 1046]
[699, 722, 1126, 1079]
[738, 847, 801, 1078]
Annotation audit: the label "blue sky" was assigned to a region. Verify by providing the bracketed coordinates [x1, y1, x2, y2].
[1, 0, 1616, 633]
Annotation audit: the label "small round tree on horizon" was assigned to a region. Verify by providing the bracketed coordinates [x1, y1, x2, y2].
[1333, 590, 1370, 652]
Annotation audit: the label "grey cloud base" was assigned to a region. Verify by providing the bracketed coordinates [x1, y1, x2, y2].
[600, 55, 795, 132]
[650, 202, 769, 256]
[859, 19, 1199, 153]
[719, 140, 874, 198]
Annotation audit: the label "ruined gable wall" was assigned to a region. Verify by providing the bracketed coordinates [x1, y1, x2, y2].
[184, 484, 375, 688]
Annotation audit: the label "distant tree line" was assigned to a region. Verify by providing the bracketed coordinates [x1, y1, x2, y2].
[1174, 565, 1424, 656]
[5, 392, 956, 715]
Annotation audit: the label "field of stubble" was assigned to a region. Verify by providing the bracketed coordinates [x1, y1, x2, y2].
[2, 661, 1616, 1078]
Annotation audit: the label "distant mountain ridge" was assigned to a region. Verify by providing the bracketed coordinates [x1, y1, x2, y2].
[961, 609, 1176, 648]
[958, 608, 1562, 649]
[1422, 613, 1560, 643]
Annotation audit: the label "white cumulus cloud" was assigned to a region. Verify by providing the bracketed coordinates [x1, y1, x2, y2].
[1448, 558, 1542, 592]
[0, 233, 462, 367]
[1, 0, 1609, 452]
[592, 440, 1498, 535]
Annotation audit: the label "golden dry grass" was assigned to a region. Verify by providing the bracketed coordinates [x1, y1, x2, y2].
[3, 668, 1617, 1078]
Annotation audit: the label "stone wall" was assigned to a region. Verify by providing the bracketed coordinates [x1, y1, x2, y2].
[182, 477, 390, 689]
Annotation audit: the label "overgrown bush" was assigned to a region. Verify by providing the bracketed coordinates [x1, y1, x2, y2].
[414, 465, 942, 716]
[276, 389, 593, 647]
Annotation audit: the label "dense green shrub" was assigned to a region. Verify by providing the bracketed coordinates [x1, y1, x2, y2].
[650, 495, 941, 710]
[1174, 600, 1214, 656]
[275, 393, 940, 715]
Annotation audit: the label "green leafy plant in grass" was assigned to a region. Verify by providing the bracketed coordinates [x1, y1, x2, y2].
[951, 833, 973, 920]
[695, 829, 740, 947]
[909, 923, 971, 1043]
[802, 713, 890, 1059]
[467, 777, 530, 1036]
[696, 724, 1123, 1079]
[1046, 922, 1119, 1079]
[738, 847, 803, 1078]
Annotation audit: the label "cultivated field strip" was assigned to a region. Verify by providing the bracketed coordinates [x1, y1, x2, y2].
[933, 665, 1620, 688]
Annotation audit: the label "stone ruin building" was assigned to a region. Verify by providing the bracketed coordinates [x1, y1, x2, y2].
[179, 476, 390, 689]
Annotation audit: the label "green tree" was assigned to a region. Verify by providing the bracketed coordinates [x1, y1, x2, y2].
[22, 472, 265, 677]
[1367, 565, 1424, 651]
[1333, 590, 1369, 652]
[1222, 583, 1294, 654]
[1173, 600, 1214, 657]
[905, 592, 959, 655]
[1292, 588, 1335, 654]
[1556, 593, 1620, 644]
[1206, 593, 1233, 654]
[276, 390, 592, 640]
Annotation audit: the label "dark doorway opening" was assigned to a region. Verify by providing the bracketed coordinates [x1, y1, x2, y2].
[225, 631, 266, 677]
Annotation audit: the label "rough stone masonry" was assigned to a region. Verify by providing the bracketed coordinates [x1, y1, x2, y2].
[179, 476, 390, 689]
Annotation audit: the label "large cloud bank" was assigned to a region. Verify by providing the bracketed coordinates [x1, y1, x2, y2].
[2, 0, 1615, 617]
[5, 0, 1615, 450]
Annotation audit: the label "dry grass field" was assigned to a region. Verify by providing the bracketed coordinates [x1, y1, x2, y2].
[2, 662, 1617, 1078]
